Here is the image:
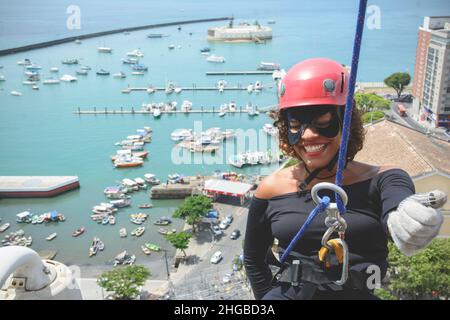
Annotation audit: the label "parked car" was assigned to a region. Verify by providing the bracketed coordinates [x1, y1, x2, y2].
[225, 214, 233, 224]
[230, 229, 240, 240]
[212, 225, 223, 236]
[210, 251, 223, 264]
[206, 210, 219, 219]
[219, 219, 230, 230]
[394, 94, 413, 103]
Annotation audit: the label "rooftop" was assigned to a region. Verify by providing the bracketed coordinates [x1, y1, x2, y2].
[355, 120, 450, 177]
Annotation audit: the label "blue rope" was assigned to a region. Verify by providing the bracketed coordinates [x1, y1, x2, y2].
[279, 0, 368, 263]
[335, 0, 368, 213]
[280, 196, 330, 263]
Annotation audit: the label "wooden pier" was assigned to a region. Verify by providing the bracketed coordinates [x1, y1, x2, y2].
[73, 105, 276, 115]
[206, 71, 274, 76]
[123, 86, 250, 92]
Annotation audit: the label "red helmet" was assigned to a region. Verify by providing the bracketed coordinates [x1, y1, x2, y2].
[279, 58, 349, 110]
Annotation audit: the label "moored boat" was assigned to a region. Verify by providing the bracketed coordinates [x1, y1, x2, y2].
[141, 245, 151, 255]
[145, 243, 161, 252]
[119, 228, 127, 238]
[72, 227, 85, 237]
[45, 232, 57, 241]
[139, 203, 153, 209]
[131, 226, 145, 237]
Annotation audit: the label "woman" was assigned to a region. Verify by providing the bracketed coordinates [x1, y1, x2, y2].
[244, 58, 444, 300]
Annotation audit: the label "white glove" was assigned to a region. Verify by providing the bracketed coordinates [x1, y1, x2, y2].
[387, 190, 446, 256]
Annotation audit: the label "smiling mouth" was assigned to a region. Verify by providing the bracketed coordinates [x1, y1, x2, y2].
[303, 143, 328, 155]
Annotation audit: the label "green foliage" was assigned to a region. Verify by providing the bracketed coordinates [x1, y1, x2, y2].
[173, 195, 212, 232]
[97, 265, 150, 300]
[386, 239, 450, 299]
[355, 92, 391, 112]
[383, 72, 411, 98]
[165, 231, 192, 256]
[374, 288, 398, 300]
[362, 111, 385, 124]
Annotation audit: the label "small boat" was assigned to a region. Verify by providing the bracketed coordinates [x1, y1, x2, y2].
[10, 91, 22, 96]
[98, 46, 112, 53]
[25, 64, 42, 71]
[22, 80, 36, 85]
[158, 228, 177, 236]
[168, 44, 175, 50]
[75, 39, 82, 44]
[258, 61, 280, 71]
[119, 228, 127, 238]
[132, 64, 148, 71]
[154, 217, 172, 226]
[17, 59, 32, 66]
[219, 111, 226, 117]
[50, 67, 59, 72]
[145, 243, 161, 252]
[200, 47, 211, 53]
[174, 87, 182, 94]
[207, 55, 225, 63]
[108, 215, 116, 225]
[131, 227, 145, 237]
[126, 49, 144, 57]
[144, 173, 161, 185]
[147, 33, 162, 38]
[96, 69, 110, 76]
[180, 100, 192, 113]
[113, 72, 126, 78]
[0, 223, 10, 233]
[97, 239, 105, 251]
[61, 58, 79, 65]
[141, 245, 151, 255]
[60, 74, 78, 82]
[139, 203, 153, 209]
[89, 238, 99, 257]
[32, 85, 39, 90]
[153, 108, 162, 118]
[81, 65, 91, 71]
[76, 69, 88, 75]
[114, 157, 144, 168]
[43, 77, 60, 85]
[122, 88, 131, 94]
[0, 75, 5, 81]
[72, 227, 85, 237]
[146, 85, 156, 94]
[102, 216, 109, 225]
[122, 57, 139, 64]
[46, 233, 57, 241]
[109, 199, 131, 208]
[131, 71, 145, 75]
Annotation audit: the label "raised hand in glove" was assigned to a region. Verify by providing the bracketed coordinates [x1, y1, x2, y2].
[387, 190, 446, 256]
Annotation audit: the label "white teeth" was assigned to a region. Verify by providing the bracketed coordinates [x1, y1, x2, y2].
[304, 144, 326, 153]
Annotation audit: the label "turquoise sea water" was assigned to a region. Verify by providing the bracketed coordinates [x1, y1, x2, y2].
[0, 0, 448, 267]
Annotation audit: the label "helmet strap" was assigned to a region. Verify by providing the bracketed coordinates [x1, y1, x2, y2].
[298, 152, 339, 192]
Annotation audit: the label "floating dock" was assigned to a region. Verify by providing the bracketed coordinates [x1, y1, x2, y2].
[73, 106, 275, 115]
[123, 86, 250, 92]
[206, 71, 274, 75]
[150, 176, 205, 199]
[0, 176, 80, 198]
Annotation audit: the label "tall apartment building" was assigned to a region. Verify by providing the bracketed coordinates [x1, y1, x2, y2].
[412, 16, 450, 128]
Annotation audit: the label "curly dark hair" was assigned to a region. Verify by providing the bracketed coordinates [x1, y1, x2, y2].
[272, 104, 365, 162]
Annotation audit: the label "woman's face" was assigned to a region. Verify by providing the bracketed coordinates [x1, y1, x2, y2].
[289, 111, 342, 170]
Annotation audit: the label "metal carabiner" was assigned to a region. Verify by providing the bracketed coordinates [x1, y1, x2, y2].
[311, 182, 350, 285]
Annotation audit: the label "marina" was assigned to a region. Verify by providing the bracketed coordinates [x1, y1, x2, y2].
[73, 106, 273, 115]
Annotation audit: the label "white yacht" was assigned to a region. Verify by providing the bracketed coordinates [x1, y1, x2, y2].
[126, 49, 144, 57]
[98, 46, 112, 53]
[10, 91, 22, 96]
[206, 54, 226, 63]
[43, 77, 60, 85]
[113, 72, 127, 78]
[60, 74, 78, 82]
[153, 108, 162, 118]
[50, 67, 59, 72]
[181, 100, 192, 113]
[258, 62, 280, 70]
[171, 128, 193, 141]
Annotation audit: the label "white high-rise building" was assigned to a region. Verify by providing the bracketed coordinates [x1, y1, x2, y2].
[412, 16, 450, 128]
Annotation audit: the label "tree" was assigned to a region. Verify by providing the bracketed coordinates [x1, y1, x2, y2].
[173, 195, 212, 233]
[165, 231, 192, 257]
[355, 92, 390, 112]
[384, 239, 450, 300]
[97, 265, 150, 300]
[384, 72, 411, 98]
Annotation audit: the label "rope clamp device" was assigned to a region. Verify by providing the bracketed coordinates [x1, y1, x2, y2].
[311, 182, 349, 286]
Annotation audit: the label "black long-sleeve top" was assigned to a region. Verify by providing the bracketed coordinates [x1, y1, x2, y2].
[243, 169, 415, 300]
